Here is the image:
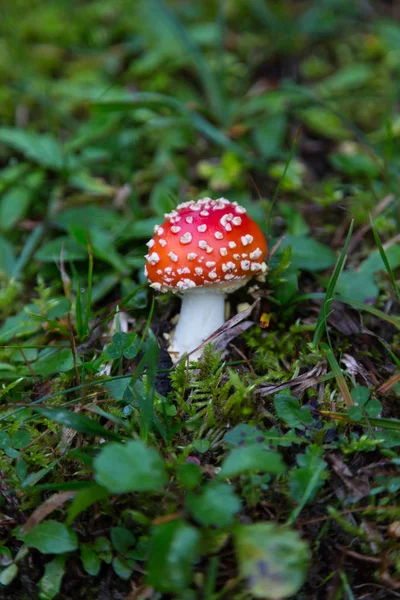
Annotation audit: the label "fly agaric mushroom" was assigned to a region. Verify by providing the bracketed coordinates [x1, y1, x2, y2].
[144, 197, 267, 360]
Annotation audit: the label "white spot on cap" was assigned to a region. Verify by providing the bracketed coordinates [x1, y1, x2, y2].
[222, 261, 236, 272]
[208, 270, 217, 279]
[180, 232, 192, 244]
[177, 278, 197, 290]
[200, 210, 209, 216]
[178, 267, 191, 275]
[232, 217, 242, 226]
[251, 262, 263, 271]
[147, 252, 160, 265]
[146, 239, 155, 248]
[165, 267, 173, 274]
[228, 241, 237, 248]
[235, 205, 246, 214]
[187, 252, 197, 260]
[241, 234, 254, 246]
[195, 267, 203, 275]
[214, 231, 224, 239]
[224, 274, 235, 280]
[199, 240, 213, 253]
[171, 226, 181, 234]
[220, 247, 228, 256]
[186, 216, 193, 224]
[159, 239, 167, 247]
[241, 260, 250, 271]
[250, 248, 263, 260]
[197, 224, 207, 233]
[233, 253, 240, 260]
[168, 251, 178, 262]
[206, 261, 216, 268]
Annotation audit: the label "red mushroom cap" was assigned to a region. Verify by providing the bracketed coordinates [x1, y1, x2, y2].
[144, 197, 268, 292]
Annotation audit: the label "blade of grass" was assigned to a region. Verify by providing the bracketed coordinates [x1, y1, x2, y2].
[149, 0, 226, 124]
[13, 224, 45, 279]
[337, 296, 400, 329]
[266, 125, 301, 233]
[314, 220, 354, 344]
[318, 410, 400, 432]
[83, 234, 93, 336]
[321, 343, 354, 407]
[370, 216, 400, 302]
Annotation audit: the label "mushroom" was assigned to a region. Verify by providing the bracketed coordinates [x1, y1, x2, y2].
[144, 197, 268, 360]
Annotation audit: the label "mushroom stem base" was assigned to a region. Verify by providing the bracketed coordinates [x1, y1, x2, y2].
[171, 291, 225, 361]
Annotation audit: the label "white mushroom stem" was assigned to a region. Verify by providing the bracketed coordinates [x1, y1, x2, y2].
[171, 289, 225, 361]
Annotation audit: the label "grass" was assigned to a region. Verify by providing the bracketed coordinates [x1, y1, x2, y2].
[0, 1, 400, 599]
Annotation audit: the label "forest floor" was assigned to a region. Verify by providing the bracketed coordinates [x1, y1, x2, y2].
[0, 1, 399, 599]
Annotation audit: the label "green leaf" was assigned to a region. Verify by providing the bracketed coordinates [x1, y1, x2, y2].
[11, 429, 31, 449]
[365, 399, 383, 418]
[112, 555, 134, 580]
[253, 113, 287, 159]
[38, 556, 66, 600]
[351, 386, 370, 406]
[348, 406, 363, 421]
[33, 348, 82, 377]
[234, 523, 310, 599]
[66, 483, 109, 525]
[0, 171, 44, 231]
[33, 407, 122, 442]
[110, 527, 136, 555]
[219, 446, 286, 478]
[94, 440, 168, 493]
[80, 544, 101, 576]
[274, 393, 315, 429]
[35, 237, 88, 262]
[192, 439, 210, 453]
[176, 462, 202, 490]
[288, 446, 328, 516]
[0, 128, 76, 171]
[20, 521, 78, 554]
[186, 483, 241, 527]
[279, 235, 336, 271]
[147, 519, 200, 593]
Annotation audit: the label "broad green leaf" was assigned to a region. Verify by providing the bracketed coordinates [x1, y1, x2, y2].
[147, 519, 200, 593]
[0, 171, 44, 231]
[0, 128, 76, 171]
[274, 393, 315, 429]
[219, 446, 286, 478]
[53, 206, 122, 232]
[235, 523, 310, 599]
[186, 483, 241, 527]
[20, 521, 78, 554]
[288, 446, 328, 506]
[94, 440, 168, 493]
[80, 544, 101, 576]
[0, 305, 41, 342]
[112, 555, 134, 580]
[351, 386, 370, 406]
[38, 555, 66, 600]
[66, 483, 109, 525]
[33, 348, 82, 377]
[35, 236, 88, 262]
[110, 527, 136, 555]
[279, 235, 336, 271]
